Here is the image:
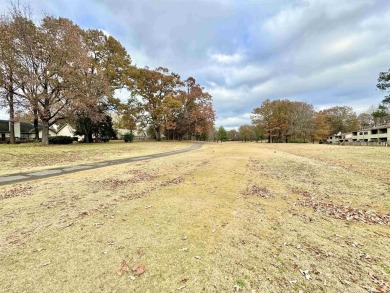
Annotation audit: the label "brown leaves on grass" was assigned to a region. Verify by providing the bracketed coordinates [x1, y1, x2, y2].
[367, 272, 390, 293]
[96, 170, 157, 189]
[100, 178, 132, 189]
[132, 263, 145, 276]
[160, 176, 184, 187]
[116, 260, 145, 277]
[243, 185, 274, 199]
[1, 186, 33, 200]
[291, 188, 312, 198]
[298, 198, 390, 225]
[117, 260, 130, 276]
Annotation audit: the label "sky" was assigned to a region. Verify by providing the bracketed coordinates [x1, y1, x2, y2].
[1, 0, 389, 129]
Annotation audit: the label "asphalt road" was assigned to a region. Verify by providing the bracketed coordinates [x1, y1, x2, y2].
[0, 143, 202, 187]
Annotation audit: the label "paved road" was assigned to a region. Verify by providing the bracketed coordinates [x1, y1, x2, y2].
[0, 143, 202, 186]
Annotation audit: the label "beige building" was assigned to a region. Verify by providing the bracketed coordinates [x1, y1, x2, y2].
[327, 124, 390, 145]
[351, 125, 389, 143]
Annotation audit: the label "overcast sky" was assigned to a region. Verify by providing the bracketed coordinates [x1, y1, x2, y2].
[1, 0, 389, 128]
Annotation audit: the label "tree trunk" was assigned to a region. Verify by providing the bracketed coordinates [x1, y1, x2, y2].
[155, 126, 161, 141]
[9, 89, 15, 144]
[41, 119, 49, 145]
[33, 108, 39, 140]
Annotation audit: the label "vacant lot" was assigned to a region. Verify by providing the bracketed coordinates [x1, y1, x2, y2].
[0, 142, 389, 292]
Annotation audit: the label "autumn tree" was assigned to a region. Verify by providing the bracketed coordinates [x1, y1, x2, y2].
[357, 112, 374, 129]
[321, 106, 358, 135]
[289, 101, 315, 142]
[228, 129, 239, 141]
[0, 15, 20, 143]
[72, 29, 133, 142]
[11, 16, 98, 144]
[131, 67, 182, 141]
[314, 111, 331, 142]
[239, 125, 255, 142]
[252, 99, 273, 143]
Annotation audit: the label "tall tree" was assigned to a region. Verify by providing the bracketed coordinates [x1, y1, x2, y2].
[0, 15, 19, 143]
[132, 67, 182, 141]
[239, 125, 255, 142]
[314, 111, 331, 142]
[377, 68, 390, 106]
[252, 99, 273, 143]
[321, 106, 358, 135]
[217, 126, 227, 142]
[13, 16, 96, 144]
[228, 129, 238, 141]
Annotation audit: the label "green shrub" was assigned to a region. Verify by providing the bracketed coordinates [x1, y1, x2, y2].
[72, 136, 79, 142]
[49, 136, 73, 144]
[123, 133, 134, 143]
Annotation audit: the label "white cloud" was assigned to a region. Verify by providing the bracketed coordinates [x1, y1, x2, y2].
[209, 52, 243, 64]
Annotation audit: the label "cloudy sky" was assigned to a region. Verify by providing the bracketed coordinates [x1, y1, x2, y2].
[1, 0, 389, 128]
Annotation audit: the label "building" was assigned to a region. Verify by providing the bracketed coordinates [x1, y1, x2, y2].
[327, 125, 390, 145]
[0, 120, 57, 142]
[327, 132, 352, 144]
[351, 125, 390, 143]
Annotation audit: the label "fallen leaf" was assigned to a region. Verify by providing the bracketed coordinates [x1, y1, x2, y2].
[129, 275, 136, 281]
[179, 247, 188, 252]
[121, 260, 129, 272]
[194, 256, 201, 260]
[132, 263, 145, 276]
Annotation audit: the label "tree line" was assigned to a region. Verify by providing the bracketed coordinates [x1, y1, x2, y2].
[0, 5, 215, 144]
[248, 99, 390, 143]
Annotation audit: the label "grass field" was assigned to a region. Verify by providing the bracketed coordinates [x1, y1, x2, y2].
[0, 142, 389, 292]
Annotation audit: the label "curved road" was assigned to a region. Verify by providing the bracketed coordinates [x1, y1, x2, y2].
[0, 143, 202, 186]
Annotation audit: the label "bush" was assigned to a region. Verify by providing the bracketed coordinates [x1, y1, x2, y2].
[72, 136, 79, 142]
[101, 137, 110, 143]
[49, 136, 73, 144]
[123, 133, 134, 143]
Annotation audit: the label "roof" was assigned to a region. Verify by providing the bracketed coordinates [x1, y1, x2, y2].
[0, 120, 10, 133]
[0, 120, 56, 134]
[20, 122, 42, 134]
[360, 124, 390, 131]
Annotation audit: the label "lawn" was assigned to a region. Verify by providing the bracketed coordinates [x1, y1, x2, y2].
[0, 142, 389, 292]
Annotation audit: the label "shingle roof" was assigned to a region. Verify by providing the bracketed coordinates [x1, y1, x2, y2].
[20, 122, 43, 134]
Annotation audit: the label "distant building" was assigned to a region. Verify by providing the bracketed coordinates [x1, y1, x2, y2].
[0, 120, 56, 142]
[351, 125, 389, 143]
[327, 124, 389, 145]
[327, 132, 352, 144]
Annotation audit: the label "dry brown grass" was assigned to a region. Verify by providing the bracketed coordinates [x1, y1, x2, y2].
[0, 142, 389, 292]
[0, 140, 192, 176]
